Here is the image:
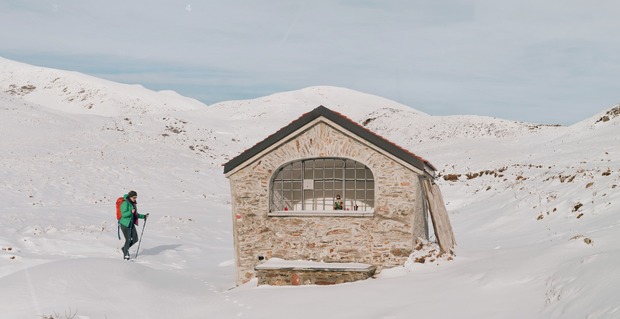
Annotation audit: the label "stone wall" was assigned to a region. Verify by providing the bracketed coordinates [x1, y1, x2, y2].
[256, 266, 377, 286]
[228, 121, 428, 285]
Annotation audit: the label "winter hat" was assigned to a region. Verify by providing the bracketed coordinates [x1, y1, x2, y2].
[128, 190, 137, 198]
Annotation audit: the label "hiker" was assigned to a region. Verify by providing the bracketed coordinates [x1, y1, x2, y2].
[120, 190, 148, 260]
[334, 194, 344, 210]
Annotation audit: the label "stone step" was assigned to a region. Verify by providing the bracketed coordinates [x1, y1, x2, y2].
[255, 258, 377, 286]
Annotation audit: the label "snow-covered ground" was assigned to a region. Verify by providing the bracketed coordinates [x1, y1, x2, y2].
[1, 57, 619, 318]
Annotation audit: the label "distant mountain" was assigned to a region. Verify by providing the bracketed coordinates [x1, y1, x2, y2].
[0, 56, 205, 116]
[209, 85, 426, 121]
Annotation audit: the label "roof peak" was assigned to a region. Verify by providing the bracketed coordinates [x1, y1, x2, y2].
[223, 105, 435, 176]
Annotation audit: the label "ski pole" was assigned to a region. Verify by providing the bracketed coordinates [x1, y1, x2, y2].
[134, 217, 147, 259]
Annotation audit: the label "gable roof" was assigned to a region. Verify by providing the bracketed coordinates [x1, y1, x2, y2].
[223, 105, 436, 176]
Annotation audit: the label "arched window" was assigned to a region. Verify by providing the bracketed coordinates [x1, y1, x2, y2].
[270, 158, 375, 213]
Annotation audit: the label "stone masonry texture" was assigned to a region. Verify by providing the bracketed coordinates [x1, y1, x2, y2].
[228, 121, 428, 285]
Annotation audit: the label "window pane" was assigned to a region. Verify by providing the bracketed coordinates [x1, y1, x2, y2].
[324, 182, 333, 190]
[324, 169, 334, 178]
[366, 168, 374, 180]
[325, 190, 336, 201]
[335, 168, 343, 179]
[283, 190, 293, 201]
[313, 159, 324, 168]
[345, 189, 355, 203]
[365, 198, 374, 210]
[304, 190, 315, 210]
[283, 169, 292, 180]
[292, 190, 302, 202]
[292, 168, 302, 180]
[356, 190, 366, 201]
[345, 181, 356, 189]
[314, 168, 323, 179]
[334, 181, 343, 192]
[334, 160, 345, 169]
[345, 159, 357, 167]
[345, 167, 356, 179]
[323, 159, 333, 168]
[273, 180, 282, 190]
[356, 168, 366, 178]
[317, 197, 327, 210]
[274, 170, 283, 180]
[367, 189, 374, 199]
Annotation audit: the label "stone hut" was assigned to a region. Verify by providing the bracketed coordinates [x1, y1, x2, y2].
[223, 106, 453, 286]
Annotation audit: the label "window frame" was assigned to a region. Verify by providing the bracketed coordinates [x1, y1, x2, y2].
[269, 157, 375, 217]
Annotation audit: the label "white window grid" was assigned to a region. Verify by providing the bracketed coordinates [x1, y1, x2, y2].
[270, 158, 375, 212]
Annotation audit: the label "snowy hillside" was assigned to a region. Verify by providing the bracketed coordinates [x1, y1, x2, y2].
[1, 57, 620, 318]
[0, 56, 205, 116]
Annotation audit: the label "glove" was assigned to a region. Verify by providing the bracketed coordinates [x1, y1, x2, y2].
[145, 213, 150, 220]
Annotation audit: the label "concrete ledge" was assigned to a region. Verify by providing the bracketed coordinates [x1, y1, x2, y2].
[255, 258, 376, 286]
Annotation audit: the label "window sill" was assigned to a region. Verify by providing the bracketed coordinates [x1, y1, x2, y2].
[268, 210, 374, 217]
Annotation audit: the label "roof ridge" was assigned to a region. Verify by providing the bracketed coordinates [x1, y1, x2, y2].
[223, 105, 436, 175]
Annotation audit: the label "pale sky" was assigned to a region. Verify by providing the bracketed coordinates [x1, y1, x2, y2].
[1, 0, 619, 125]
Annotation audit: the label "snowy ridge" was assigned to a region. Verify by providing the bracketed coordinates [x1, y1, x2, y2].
[1, 57, 620, 318]
[570, 103, 620, 131]
[0, 56, 206, 116]
[362, 107, 566, 148]
[210, 85, 425, 122]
